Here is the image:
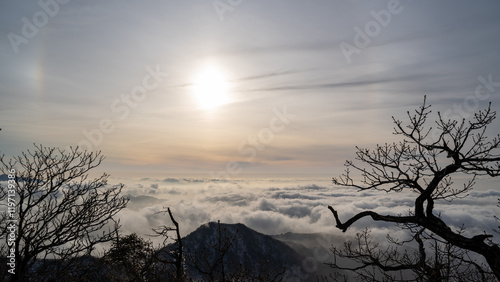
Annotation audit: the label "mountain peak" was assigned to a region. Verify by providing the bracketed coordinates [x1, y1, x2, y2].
[164, 222, 314, 281]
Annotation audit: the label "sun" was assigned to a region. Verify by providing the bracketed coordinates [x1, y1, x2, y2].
[192, 65, 230, 109]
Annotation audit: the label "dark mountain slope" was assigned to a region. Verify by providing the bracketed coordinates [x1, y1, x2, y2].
[163, 222, 317, 281]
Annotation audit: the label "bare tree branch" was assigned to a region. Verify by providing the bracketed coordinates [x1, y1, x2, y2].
[329, 97, 500, 280]
[0, 145, 129, 281]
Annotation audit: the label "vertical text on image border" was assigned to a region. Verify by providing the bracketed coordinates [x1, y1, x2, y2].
[6, 169, 17, 275]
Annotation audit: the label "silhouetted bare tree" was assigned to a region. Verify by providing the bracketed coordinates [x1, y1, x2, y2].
[0, 145, 128, 281]
[149, 207, 185, 281]
[328, 225, 496, 281]
[329, 97, 500, 280]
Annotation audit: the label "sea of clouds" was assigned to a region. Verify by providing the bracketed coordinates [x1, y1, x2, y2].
[1, 173, 497, 275]
[110, 175, 500, 248]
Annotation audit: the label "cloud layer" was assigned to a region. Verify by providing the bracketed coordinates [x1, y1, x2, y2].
[115, 176, 500, 248]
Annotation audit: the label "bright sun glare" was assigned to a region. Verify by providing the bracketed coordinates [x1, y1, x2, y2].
[192, 65, 230, 109]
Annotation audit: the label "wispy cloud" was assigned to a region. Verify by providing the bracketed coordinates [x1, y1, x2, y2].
[244, 73, 438, 93]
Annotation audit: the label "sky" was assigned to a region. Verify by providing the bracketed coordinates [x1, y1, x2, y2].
[1, 2, 500, 273]
[1, 0, 500, 178]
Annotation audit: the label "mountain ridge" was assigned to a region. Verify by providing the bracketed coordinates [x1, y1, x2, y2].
[162, 221, 319, 281]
